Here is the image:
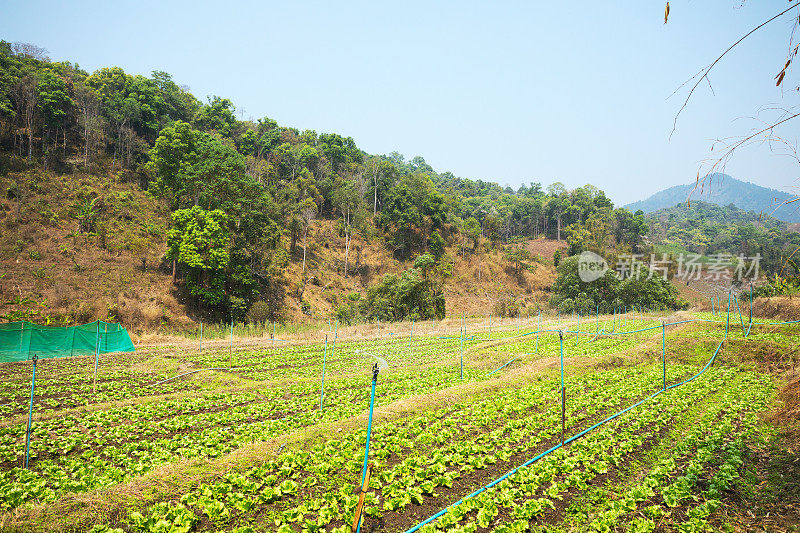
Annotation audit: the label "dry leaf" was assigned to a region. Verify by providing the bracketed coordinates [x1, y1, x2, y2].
[664, 2, 670, 24]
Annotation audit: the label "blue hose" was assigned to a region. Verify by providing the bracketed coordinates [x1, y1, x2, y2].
[403, 304, 733, 533]
[487, 356, 520, 376]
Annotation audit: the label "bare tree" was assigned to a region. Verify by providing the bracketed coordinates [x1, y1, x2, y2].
[300, 200, 317, 274]
[11, 42, 49, 61]
[668, 2, 800, 204]
[12, 75, 38, 164]
[75, 84, 101, 166]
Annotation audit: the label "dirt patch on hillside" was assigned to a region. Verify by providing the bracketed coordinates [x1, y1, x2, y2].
[524, 238, 567, 259]
[767, 377, 800, 443]
[753, 297, 800, 322]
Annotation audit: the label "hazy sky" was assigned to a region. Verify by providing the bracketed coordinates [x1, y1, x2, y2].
[3, 1, 798, 205]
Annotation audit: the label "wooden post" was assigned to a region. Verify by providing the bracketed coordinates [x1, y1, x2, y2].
[351, 463, 373, 532]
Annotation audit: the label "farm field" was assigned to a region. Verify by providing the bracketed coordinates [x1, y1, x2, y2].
[0, 310, 797, 532]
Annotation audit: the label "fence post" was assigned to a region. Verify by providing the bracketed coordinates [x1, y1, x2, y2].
[559, 330, 565, 446]
[320, 335, 328, 411]
[24, 354, 38, 469]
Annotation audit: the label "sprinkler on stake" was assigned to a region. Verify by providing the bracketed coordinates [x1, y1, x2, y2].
[353, 363, 379, 533]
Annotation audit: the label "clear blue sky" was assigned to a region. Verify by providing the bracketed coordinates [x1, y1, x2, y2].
[2, 1, 798, 205]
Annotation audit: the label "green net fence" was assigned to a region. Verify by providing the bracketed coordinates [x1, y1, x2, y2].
[0, 320, 135, 362]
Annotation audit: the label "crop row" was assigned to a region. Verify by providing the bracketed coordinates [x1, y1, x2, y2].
[97, 362, 705, 532]
[0, 359, 489, 511]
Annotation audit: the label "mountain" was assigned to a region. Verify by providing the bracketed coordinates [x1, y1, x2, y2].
[624, 174, 800, 223]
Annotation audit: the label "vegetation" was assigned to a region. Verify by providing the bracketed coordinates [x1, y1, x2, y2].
[550, 255, 687, 314]
[0, 41, 653, 324]
[626, 174, 800, 223]
[646, 200, 800, 276]
[1, 310, 795, 532]
[361, 254, 446, 321]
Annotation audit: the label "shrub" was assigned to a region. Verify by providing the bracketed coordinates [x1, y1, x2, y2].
[493, 295, 522, 318]
[246, 301, 272, 323]
[550, 254, 687, 313]
[362, 266, 444, 321]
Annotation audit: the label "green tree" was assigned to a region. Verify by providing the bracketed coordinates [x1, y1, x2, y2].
[362, 265, 445, 321]
[379, 173, 446, 257]
[167, 206, 230, 308]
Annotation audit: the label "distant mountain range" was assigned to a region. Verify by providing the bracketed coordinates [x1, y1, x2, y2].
[624, 174, 800, 223]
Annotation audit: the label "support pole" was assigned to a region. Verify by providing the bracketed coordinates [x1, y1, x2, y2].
[24, 354, 37, 469]
[230, 320, 233, 353]
[200, 321, 203, 353]
[536, 312, 541, 353]
[662, 320, 666, 391]
[559, 331, 565, 446]
[460, 321, 464, 380]
[272, 321, 276, 348]
[93, 322, 100, 393]
[576, 313, 580, 346]
[726, 290, 732, 338]
[320, 335, 328, 411]
[409, 319, 414, 348]
[331, 321, 338, 359]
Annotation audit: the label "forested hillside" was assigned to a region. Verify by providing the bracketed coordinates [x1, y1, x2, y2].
[625, 173, 800, 223]
[646, 201, 800, 275]
[0, 41, 654, 328]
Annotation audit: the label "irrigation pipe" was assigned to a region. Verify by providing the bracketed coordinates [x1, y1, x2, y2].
[486, 356, 520, 376]
[404, 303, 734, 532]
[146, 367, 244, 387]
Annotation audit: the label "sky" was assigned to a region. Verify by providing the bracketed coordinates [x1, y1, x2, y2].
[2, 1, 799, 205]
